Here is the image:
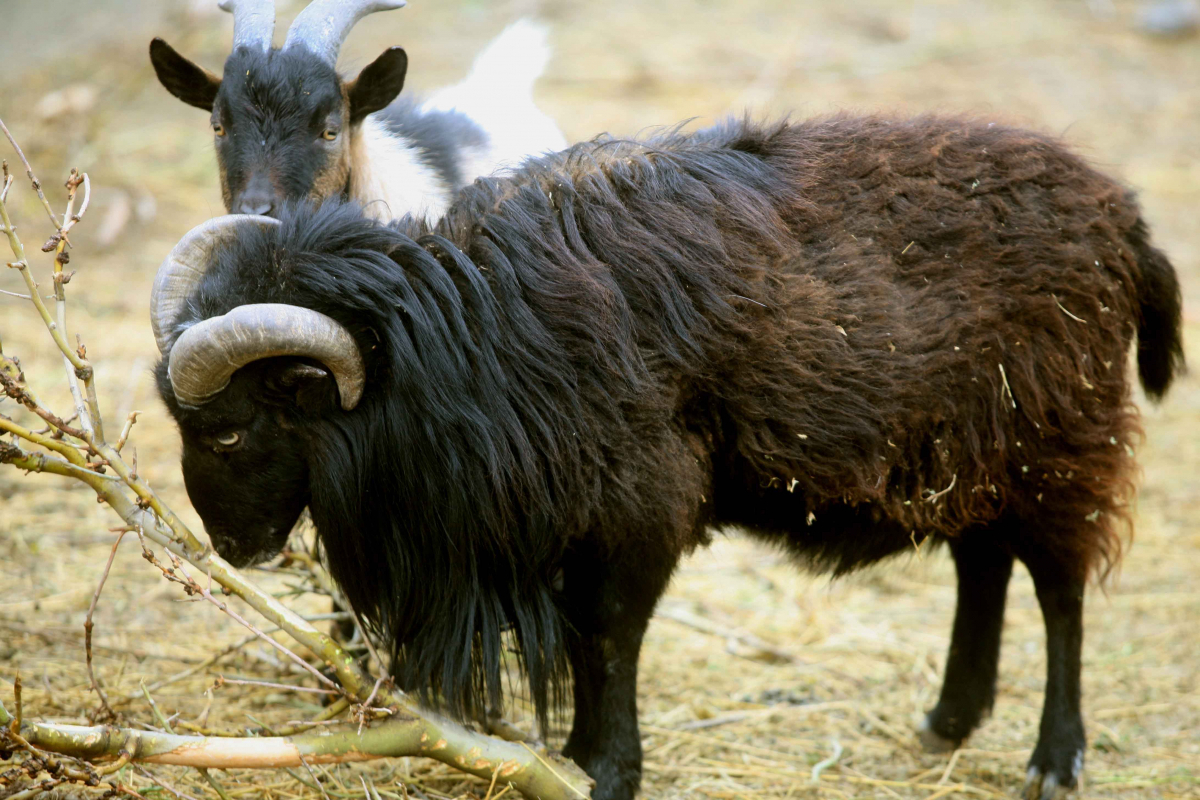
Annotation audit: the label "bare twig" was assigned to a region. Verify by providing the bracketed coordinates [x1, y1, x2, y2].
[1, 355, 93, 445]
[115, 410, 141, 452]
[0, 412, 89, 465]
[215, 675, 339, 695]
[355, 675, 391, 735]
[189, 571, 342, 693]
[119, 633, 258, 704]
[84, 528, 129, 721]
[0, 118, 61, 228]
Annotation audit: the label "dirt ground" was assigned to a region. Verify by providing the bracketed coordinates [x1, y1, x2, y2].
[1, 0, 1199, 798]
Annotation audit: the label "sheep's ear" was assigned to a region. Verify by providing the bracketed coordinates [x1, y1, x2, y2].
[347, 47, 407, 124]
[150, 38, 221, 111]
[270, 363, 339, 412]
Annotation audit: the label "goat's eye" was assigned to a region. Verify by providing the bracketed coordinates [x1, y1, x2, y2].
[215, 431, 241, 449]
[321, 128, 339, 141]
[212, 122, 226, 137]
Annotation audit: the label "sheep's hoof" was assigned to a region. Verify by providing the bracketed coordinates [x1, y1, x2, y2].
[1022, 742, 1083, 800]
[916, 717, 960, 754]
[1022, 765, 1074, 800]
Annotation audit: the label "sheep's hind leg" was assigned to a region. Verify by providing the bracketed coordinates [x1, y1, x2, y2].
[559, 538, 678, 800]
[921, 532, 1014, 751]
[1015, 541, 1087, 800]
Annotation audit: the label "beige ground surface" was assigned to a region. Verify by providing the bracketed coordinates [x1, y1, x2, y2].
[1, 1, 1198, 798]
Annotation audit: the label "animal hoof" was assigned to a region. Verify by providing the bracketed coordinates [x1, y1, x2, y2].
[1022, 767, 1072, 800]
[1023, 747, 1083, 800]
[916, 717, 961, 753]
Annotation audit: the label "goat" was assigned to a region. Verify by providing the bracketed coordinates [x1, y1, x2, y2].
[151, 114, 1183, 800]
[150, 0, 566, 220]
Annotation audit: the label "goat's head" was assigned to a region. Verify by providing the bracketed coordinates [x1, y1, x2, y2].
[151, 214, 367, 566]
[150, 0, 408, 217]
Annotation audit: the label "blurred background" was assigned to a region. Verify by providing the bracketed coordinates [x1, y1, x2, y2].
[1, 1, 1198, 798]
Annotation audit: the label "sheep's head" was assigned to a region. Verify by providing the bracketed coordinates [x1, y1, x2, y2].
[151, 215, 366, 566]
[150, 0, 408, 217]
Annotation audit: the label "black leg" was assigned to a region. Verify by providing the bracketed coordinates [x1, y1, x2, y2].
[332, 595, 358, 644]
[558, 539, 678, 800]
[1018, 547, 1087, 800]
[921, 533, 1014, 750]
[562, 633, 604, 761]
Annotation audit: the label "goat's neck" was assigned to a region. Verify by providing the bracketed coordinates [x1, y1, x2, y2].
[349, 116, 452, 223]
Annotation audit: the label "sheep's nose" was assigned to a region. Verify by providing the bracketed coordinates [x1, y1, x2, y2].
[236, 172, 276, 217]
[237, 197, 274, 216]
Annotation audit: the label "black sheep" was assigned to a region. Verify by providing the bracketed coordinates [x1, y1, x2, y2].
[152, 115, 1183, 800]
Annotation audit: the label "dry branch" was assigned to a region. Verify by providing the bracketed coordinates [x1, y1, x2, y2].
[0, 116, 592, 800]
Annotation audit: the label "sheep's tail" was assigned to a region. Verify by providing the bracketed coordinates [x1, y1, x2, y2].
[1130, 218, 1185, 400]
[462, 18, 552, 98]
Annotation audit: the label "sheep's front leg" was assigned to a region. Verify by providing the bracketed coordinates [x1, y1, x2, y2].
[921, 533, 1013, 750]
[562, 624, 647, 800]
[559, 538, 679, 800]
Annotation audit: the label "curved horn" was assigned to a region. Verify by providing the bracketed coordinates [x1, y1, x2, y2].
[151, 214, 279, 355]
[283, 0, 406, 65]
[218, 0, 277, 53]
[168, 303, 366, 410]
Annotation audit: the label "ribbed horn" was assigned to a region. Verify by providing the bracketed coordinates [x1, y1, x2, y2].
[283, 0, 406, 65]
[151, 214, 280, 355]
[168, 303, 366, 410]
[218, 0, 277, 53]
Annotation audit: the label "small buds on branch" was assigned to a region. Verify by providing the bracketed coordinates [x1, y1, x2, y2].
[115, 410, 140, 452]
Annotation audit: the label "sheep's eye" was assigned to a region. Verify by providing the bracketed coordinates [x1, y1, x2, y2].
[321, 128, 339, 141]
[212, 122, 226, 137]
[215, 431, 241, 449]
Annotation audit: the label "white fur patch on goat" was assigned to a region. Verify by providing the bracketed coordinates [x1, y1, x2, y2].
[350, 116, 450, 223]
[425, 18, 568, 175]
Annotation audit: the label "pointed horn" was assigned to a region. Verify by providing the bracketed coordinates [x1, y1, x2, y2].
[283, 0, 406, 65]
[218, 0, 277, 53]
[151, 215, 280, 355]
[168, 303, 366, 410]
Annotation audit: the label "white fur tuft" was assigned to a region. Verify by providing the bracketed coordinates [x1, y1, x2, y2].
[425, 18, 568, 173]
[347, 19, 568, 222]
[463, 18, 553, 98]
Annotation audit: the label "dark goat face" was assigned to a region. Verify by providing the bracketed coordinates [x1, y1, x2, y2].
[157, 358, 339, 567]
[149, 39, 407, 217]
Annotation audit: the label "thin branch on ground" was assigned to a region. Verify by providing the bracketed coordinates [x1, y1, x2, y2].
[84, 527, 129, 722]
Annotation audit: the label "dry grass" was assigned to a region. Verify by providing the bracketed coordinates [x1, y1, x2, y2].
[2, 0, 1199, 798]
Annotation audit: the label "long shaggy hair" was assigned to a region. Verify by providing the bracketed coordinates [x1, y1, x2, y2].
[179, 114, 1183, 727]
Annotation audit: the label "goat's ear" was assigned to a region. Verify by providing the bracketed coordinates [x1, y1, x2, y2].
[347, 47, 407, 124]
[269, 363, 339, 413]
[149, 38, 221, 111]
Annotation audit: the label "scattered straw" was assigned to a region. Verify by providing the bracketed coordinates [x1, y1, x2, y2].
[810, 739, 844, 783]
